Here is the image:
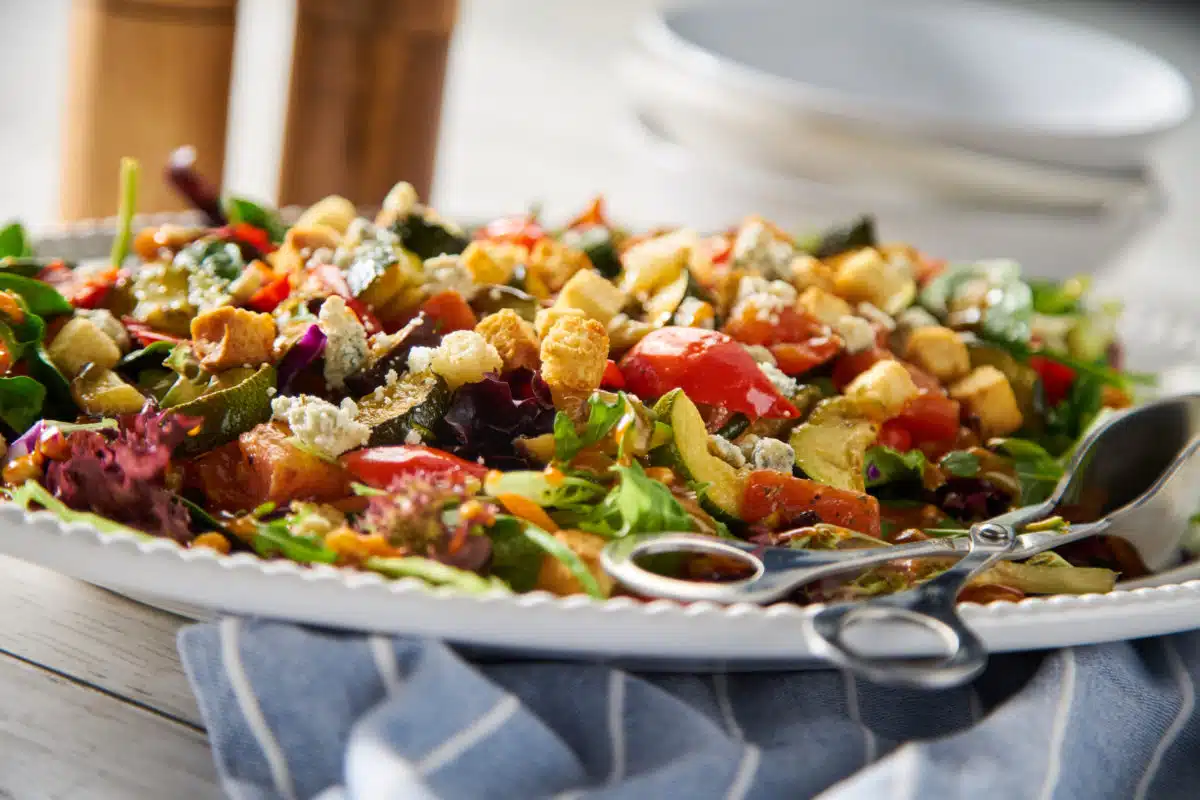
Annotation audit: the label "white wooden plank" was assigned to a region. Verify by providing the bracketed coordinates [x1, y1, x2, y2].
[0, 555, 201, 727]
[0, 655, 220, 800]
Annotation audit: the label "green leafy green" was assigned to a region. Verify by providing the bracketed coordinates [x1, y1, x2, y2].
[554, 392, 627, 461]
[864, 446, 927, 488]
[0, 222, 32, 260]
[0, 376, 45, 432]
[939, 450, 982, 478]
[0, 257, 56, 277]
[222, 196, 289, 244]
[484, 470, 606, 510]
[390, 214, 469, 260]
[920, 260, 1033, 346]
[487, 516, 606, 598]
[364, 555, 510, 594]
[110, 157, 139, 266]
[802, 215, 877, 259]
[1040, 373, 1105, 455]
[579, 462, 693, 538]
[25, 344, 73, 418]
[179, 496, 228, 533]
[0, 274, 71, 317]
[1030, 276, 1088, 315]
[7, 480, 151, 539]
[990, 438, 1064, 504]
[252, 518, 338, 564]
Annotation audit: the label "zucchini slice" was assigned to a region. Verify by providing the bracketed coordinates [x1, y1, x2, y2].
[651, 389, 743, 520]
[170, 364, 277, 454]
[355, 371, 450, 446]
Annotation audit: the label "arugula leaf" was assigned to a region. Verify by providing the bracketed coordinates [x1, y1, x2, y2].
[364, 555, 510, 594]
[222, 196, 289, 244]
[252, 518, 338, 564]
[939, 450, 982, 478]
[920, 260, 1032, 345]
[0, 274, 71, 317]
[579, 462, 693, 538]
[553, 392, 627, 462]
[990, 438, 1064, 504]
[484, 470, 606, 510]
[0, 223, 32, 259]
[111, 157, 139, 266]
[0, 376, 45, 432]
[1041, 373, 1105, 454]
[864, 446, 927, 487]
[7, 479, 151, 539]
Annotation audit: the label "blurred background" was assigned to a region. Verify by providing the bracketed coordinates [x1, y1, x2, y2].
[0, 0, 1196, 308]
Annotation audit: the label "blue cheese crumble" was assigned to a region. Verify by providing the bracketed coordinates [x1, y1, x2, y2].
[271, 395, 370, 460]
[318, 295, 368, 390]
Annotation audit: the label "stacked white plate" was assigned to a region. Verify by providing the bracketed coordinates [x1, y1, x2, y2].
[619, 0, 1193, 278]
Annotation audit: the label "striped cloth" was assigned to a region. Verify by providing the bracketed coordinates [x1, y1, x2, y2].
[179, 619, 1200, 800]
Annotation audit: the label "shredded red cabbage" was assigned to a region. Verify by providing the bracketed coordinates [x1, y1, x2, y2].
[42, 409, 201, 542]
[439, 369, 555, 468]
[276, 324, 326, 394]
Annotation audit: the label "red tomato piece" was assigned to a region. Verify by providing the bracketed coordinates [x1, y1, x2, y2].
[892, 393, 962, 444]
[619, 327, 799, 420]
[769, 337, 842, 376]
[723, 304, 826, 348]
[742, 471, 881, 537]
[901, 362, 944, 394]
[341, 446, 489, 489]
[876, 420, 913, 452]
[601, 359, 625, 390]
[1029, 355, 1076, 407]
[217, 222, 277, 256]
[421, 290, 478, 333]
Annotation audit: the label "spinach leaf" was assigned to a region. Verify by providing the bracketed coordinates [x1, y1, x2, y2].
[939, 450, 982, 478]
[0, 222, 32, 260]
[803, 215, 877, 259]
[364, 555, 510, 594]
[252, 518, 338, 564]
[390, 214, 469, 260]
[0, 376, 45, 432]
[25, 344, 74, 418]
[118, 340, 177, 372]
[0, 257, 51, 277]
[580, 462, 693, 538]
[0, 274, 72, 317]
[222, 196, 289, 244]
[991, 438, 1063, 504]
[864, 446, 927, 488]
[553, 392, 627, 462]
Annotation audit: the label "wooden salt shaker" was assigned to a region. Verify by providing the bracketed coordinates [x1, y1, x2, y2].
[60, 0, 238, 219]
[278, 0, 458, 208]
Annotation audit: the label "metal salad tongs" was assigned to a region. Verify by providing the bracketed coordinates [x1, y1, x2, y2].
[602, 393, 1200, 689]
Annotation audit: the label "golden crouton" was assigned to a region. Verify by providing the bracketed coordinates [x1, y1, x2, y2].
[904, 325, 971, 383]
[798, 286, 852, 326]
[535, 529, 614, 597]
[461, 241, 515, 286]
[790, 254, 837, 293]
[540, 316, 609, 410]
[526, 239, 589, 299]
[950, 366, 1024, 439]
[833, 248, 917, 315]
[475, 309, 541, 372]
[553, 269, 627, 325]
[271, 224, 342, 274]
[535, 306, 585, 340]
[844, 360, 920, 417]
[190, 307, 277, 371]
[293, 195, 356, 234]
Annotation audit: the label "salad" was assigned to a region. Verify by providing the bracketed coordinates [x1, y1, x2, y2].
[0, 157, 1153, 604]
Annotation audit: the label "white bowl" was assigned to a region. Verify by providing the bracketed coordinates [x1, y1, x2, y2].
[612, 111, 1162, 280]
[640, 0, 1193, 171]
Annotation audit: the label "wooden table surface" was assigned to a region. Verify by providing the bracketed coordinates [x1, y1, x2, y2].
[0, 556, 221, 798]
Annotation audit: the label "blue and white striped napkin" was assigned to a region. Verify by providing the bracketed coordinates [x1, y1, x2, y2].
[179, 619, 1200, 800]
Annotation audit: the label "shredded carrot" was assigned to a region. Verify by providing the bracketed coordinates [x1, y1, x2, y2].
[496, 493, 559, 532]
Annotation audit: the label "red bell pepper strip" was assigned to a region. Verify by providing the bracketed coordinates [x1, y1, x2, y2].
[476, 215, 545, 250]
[216, 222, 277, 256]
[421, 290, 478, 333]
[121, 317, 186, 347]
[742, 470, 881, 537]
[875, 420, 913, 452]
[619, 327, 798, 420]
[601, 359, 625, 390]
[340, 446, 488, 489]
[1029, 355, 1076, 407]
[247, 274, 291, 313]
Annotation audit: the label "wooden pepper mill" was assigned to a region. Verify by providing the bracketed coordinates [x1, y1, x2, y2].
[277, 0, 458, 208]
[60, 0, 239, 219]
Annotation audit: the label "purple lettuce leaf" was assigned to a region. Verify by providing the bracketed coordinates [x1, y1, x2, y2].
[439, 368, 555, 468]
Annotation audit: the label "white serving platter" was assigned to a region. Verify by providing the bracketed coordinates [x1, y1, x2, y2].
[2, 221, 1196, 670]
